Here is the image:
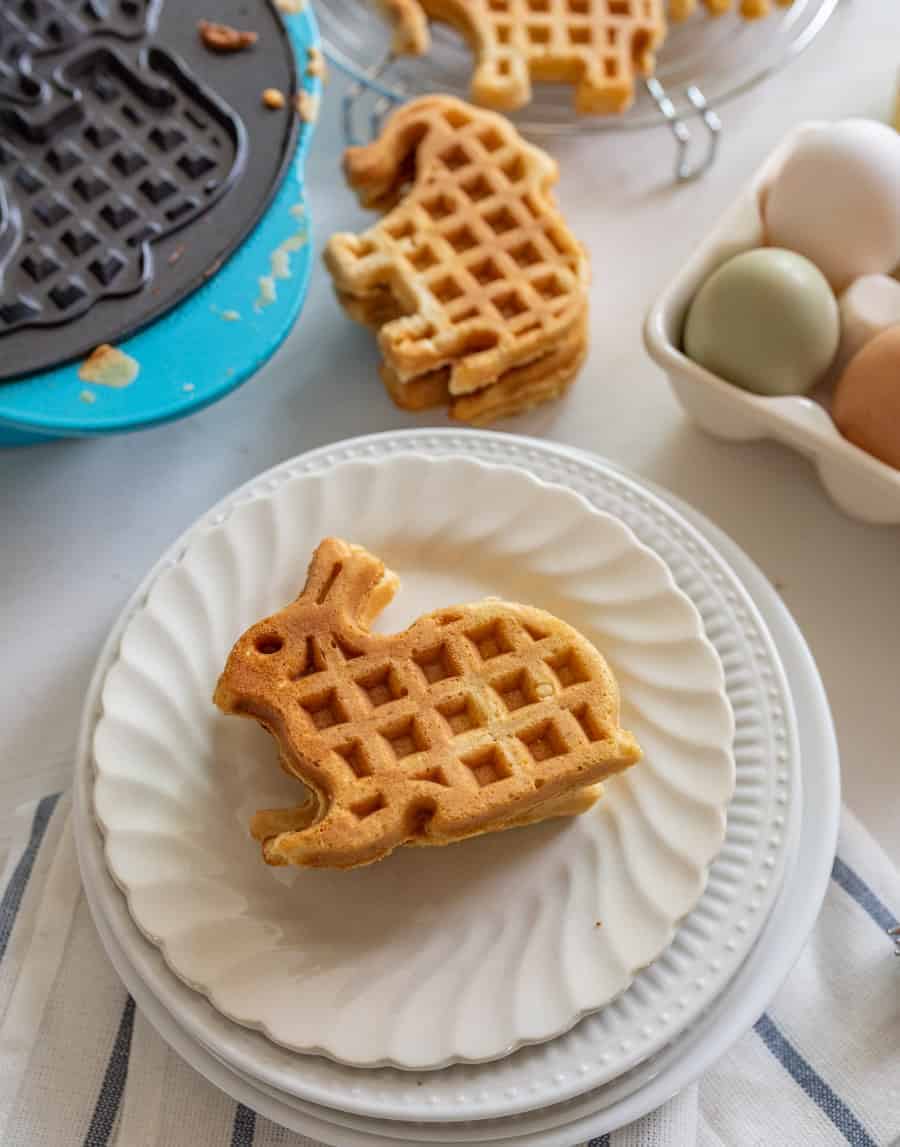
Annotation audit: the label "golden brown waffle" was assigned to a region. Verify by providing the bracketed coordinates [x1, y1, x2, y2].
[380, 314, 586, 422]
[668, 0, 792, 19]
[324, 96, 590, 395]
[214, 538, 641, 869]
[378, 0, 665, 113]
[336, 285, 404, 330]
[250, 779, 604, 851]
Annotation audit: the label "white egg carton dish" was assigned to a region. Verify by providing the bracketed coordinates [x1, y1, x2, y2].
[644, 123, 900, 526]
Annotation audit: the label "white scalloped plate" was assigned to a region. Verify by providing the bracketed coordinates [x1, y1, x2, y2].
[93, 452, 738, 1071]
[75, 435, 826, 1143]
[84, 431, 799, 1119]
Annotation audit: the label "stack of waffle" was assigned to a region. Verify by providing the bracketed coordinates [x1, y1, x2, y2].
[214, 538, 642, 869]
[324, 95, 590, 425]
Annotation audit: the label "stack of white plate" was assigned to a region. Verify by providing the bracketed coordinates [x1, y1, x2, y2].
[74, 430, 840, 1146]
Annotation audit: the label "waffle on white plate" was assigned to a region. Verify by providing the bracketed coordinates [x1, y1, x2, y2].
[214, 538, 641, 869]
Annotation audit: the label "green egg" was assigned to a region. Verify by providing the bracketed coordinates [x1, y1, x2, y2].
[683, 248, 840, 396]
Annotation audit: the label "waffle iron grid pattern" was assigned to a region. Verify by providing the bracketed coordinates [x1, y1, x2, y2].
[0, 0, 298, 380]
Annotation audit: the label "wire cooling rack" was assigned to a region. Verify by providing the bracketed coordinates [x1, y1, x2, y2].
[321, 0, 839, 180]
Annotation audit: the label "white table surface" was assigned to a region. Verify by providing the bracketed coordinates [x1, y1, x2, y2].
[1, 0, 898, 868]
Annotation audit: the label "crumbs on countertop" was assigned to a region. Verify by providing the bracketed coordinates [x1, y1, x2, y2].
[294, 90, 319, 123]
[182, 383, 196, 393]
[197, 20, 258, 52]
[167, 244, 185, 265]
[203, 257, 223, 280]
[80, 389, 97, 404]
[221, 309, 241, 322]
[262, 87, 286, 109]
[78, 344, 140, 388]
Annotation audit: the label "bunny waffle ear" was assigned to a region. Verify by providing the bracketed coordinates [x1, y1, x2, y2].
[298, 538, 399, 630]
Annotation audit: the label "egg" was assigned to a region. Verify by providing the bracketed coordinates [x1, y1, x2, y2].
[832, 326, 900, 470]
[763, 120, 900, 291]
[683, 248, 839, 397]
[836, 274, 900, 369]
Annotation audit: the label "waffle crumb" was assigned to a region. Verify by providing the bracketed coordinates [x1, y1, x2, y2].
[78, 344, 140, 388]
[275, 0, 305, 11]
[221, 309, 241, 322]
[197, 20, 258, 52]
[306, 47, 327, 80]
[80, 389, 97, 404]
[257, 275, 277, 308]
[294, 90, 319, 123]
[262, 87, 286, 109]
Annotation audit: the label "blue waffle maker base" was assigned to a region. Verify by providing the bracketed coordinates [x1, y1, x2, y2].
[0, 5, 320, 446]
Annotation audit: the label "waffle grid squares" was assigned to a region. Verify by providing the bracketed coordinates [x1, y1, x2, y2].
[216, 540, 642, 867]
[285, 612, 614, 804]
[372, 0, 664, 114]
[326, 98, 589, 406]
[0, 44, 240, 334]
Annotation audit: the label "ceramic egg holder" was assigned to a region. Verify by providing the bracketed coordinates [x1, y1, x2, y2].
[645, 123, 900, 526]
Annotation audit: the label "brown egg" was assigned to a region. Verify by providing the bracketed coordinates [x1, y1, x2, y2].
[832, 325, 900, 470]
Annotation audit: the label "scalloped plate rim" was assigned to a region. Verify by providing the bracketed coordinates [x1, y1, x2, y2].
[88, 443, 782, 1080]
[94, 454, 733, 1069]
[80, 429, 798, 1116]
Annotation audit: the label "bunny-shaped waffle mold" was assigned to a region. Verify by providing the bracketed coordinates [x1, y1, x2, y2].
[214, 538, 642, 869]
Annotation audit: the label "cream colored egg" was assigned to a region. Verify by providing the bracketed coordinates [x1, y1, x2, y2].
[837, 275, 900, 369]
[764, 120, 900, 291]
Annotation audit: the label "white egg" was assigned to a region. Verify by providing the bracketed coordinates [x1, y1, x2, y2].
[763, 119, 900, 291]
[837, 274, 900, 369]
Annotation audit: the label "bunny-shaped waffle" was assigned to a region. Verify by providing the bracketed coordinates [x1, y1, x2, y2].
[374, 0, 665, 115]
[214, 538, 641, 869]
[324, 96, 590, 398]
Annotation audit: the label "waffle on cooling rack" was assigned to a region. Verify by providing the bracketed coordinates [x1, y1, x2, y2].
[378, 0, 665, 113]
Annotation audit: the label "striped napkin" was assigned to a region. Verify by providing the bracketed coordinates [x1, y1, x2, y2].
[1, 793, 897, 1147]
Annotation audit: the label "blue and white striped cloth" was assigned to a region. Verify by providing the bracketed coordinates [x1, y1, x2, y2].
[0, 794, 897, 1147]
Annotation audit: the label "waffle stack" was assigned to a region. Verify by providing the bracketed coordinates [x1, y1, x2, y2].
[323, 95, 590, 424]
[214, 537, 641, 869]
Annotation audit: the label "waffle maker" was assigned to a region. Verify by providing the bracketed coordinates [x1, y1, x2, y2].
[0, 0, 320, 443]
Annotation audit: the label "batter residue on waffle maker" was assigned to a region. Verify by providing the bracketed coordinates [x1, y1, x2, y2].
[0, 0, 299, 381]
